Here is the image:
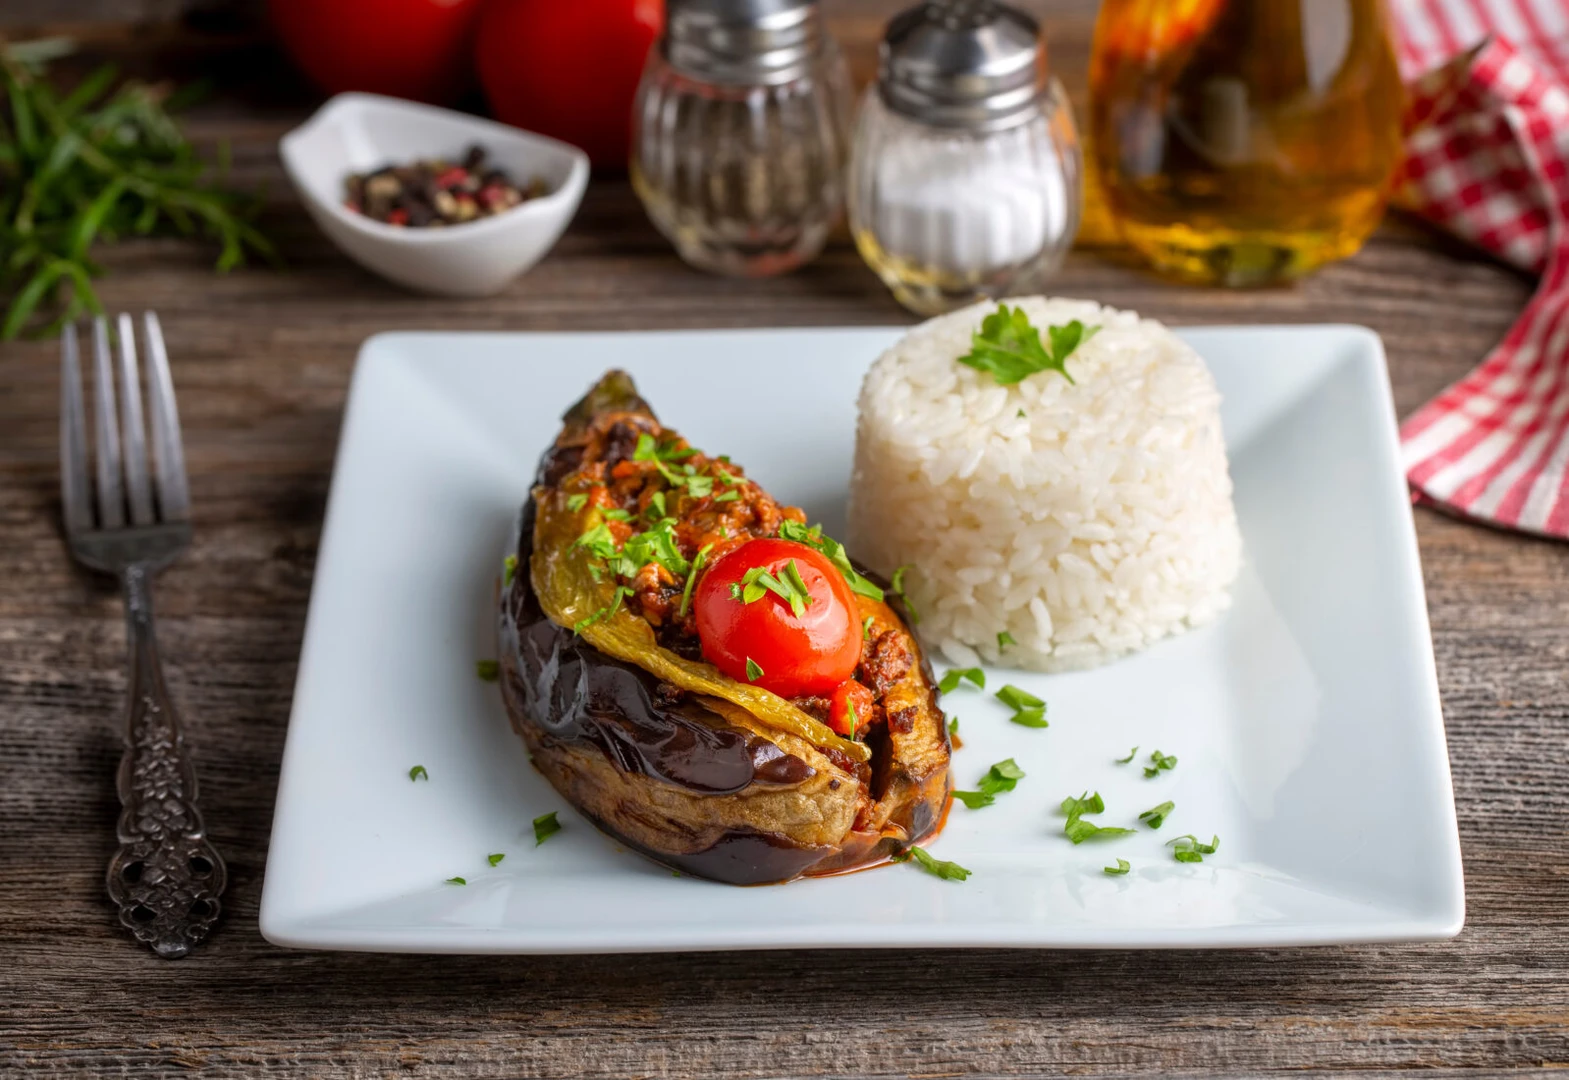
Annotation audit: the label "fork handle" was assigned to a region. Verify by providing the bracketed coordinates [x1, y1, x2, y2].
[105, 563, 227, 958]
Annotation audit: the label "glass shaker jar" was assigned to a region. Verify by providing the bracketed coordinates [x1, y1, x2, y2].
[630, 0, 853, 277]
[1090, 0, 1404, 286]
[849, 0, 1081, 316]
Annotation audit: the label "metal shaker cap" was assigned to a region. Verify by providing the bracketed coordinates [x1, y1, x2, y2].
[879, 0, 1048, 131]
[664, 0, 826, 87]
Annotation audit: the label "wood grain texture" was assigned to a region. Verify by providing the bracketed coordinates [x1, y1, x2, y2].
[2, 3, 1568, 1076]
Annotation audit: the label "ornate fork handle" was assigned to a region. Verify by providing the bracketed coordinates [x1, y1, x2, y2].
[105, 563, 226, 959]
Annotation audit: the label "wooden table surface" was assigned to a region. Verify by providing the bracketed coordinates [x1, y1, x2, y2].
[3, 3, 1568, 1076]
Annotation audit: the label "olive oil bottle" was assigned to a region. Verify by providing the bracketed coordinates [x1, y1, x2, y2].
[1089, 0, 1404, 286]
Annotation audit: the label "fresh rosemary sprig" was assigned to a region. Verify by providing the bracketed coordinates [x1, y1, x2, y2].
[0, 42, 275, 339]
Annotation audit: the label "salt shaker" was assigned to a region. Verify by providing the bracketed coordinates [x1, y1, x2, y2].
[631, 0, 853, 277]
[849, 0, 1081, 315]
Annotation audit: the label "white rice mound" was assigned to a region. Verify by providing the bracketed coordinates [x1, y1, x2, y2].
[848, 296, 1242, 673]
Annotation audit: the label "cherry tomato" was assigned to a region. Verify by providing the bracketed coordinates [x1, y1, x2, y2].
[693, 538, 861, 699]
[828, 680, 876, 738]
[269, 0, 484, 104]
[474, 0, 664, 168]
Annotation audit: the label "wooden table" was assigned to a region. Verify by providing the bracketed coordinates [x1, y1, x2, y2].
[3, 3, 1568, 1075]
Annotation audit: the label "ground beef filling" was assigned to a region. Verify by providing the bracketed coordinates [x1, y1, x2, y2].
[555, 413, 913, 741]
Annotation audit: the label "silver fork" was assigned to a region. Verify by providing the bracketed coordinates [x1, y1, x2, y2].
[61, 313, 226, 959]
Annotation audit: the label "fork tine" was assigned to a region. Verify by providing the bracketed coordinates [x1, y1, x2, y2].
[141, 312, 190, 522]
[60, 324, 94, 534]
[91, 316, 125, 529]
[115, 313, 156, 525]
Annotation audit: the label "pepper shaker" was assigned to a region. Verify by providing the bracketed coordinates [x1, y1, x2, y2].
[631, 0, 853, 277]
[849, 0, 1081, 315]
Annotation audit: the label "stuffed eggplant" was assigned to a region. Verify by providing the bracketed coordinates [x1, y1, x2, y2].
[498, 371, 951, 885]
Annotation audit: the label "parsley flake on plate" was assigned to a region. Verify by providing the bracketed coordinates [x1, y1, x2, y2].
[998, 631, 1016, 649]
[488, 853, 505, 867]
[533, 812, 563, 846]
[445, 877, 466, 886]
[1104, 858, 1131, 876]
[995, 684, 1043, 711]
[1060, 790, 1136, 844]
[408, 765, 428, 782]
[937, 667, 985, 694]
[957, 304, 1100, 387]
[745, 657, 764, 681]
[952, 758, 1025, 810]
[1139, 801, 1175, 829]
[1116, 746, 1139, 764]
[502, 554, 517, 587]
[1010, 707, 1048, 729]
[896, 846, 971, 881]
[1168, 834, 1219, 863]
[475, 659, 499, 682]
[1144, 749, 1178, 778]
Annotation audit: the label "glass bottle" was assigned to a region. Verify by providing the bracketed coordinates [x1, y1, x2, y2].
[1090, 0, 1404, 286]
[630, 0, 852, 277]
[848, 0, 1081, 317]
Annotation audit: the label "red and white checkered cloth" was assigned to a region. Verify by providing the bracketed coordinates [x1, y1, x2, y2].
[1391, 0, 1569, 537]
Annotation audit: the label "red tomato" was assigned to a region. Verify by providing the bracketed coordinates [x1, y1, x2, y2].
[693, 539, 861, 699]
[828, 680, 876, 738]
[269, 0, 484, 104]
[474, 0, 663, 167]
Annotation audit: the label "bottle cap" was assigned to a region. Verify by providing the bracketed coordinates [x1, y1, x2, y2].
[665, 0, 826, 86]
[879, 0, 1047, 131]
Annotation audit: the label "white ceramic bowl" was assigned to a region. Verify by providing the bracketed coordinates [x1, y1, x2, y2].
[279, 93, 589, 297]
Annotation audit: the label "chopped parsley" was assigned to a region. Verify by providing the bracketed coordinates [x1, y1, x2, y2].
[937, 667, 985, 694]
[620, 517, 689, 578]
[488, 853, 505, 867]
[1060, 791, 1105, 819]
[408, 765, 428, 782]
[1065, 818, 1136, 844]
[738, 561, 812, 618]
[573, 585, 632, 633]
[745, 657, 764, 681]
[1061, 790, 1135, 844]
[957, 303, 1100, 387]
[776, 520, 884, 601]
[574, 522, 620, 561]
[1144, 749, 1178, 778]
[1168, 834, 1218, 863]
[601, 508, 631, 521]
[533, 812, 562, 846]
[846, 699, 858, 738]
[952, 758, 1025, 809]
[1139, 801, 1175, 829]
[713, 489, 740, 503]
[1016, 408, 1027, 419]
[476, 659, 499, 682]
[445, 877, 466, 886]
[1104, 858, 1131, 876]
[1010, 708, 1048, 729]
[633, 432, 695, 464]
[645, 491, 666, 519]
[863, 615, 875, 640]
[677, 543, 714, 620]
[948, 716, 959, 736]
[998, 631, 1016, 649]
[502, 554, 517, 587]
[1116, 746, 1139, 764]
[995, 684, 1043, 711]
[897, 846, 971, 881]
[889, 563, 919, 622]
[566, 493, 588, 513]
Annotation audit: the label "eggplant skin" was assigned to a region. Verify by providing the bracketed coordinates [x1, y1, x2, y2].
[497, 373, 951, 886]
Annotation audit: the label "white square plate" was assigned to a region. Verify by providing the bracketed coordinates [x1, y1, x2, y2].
[259, 325, 1464, 953]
